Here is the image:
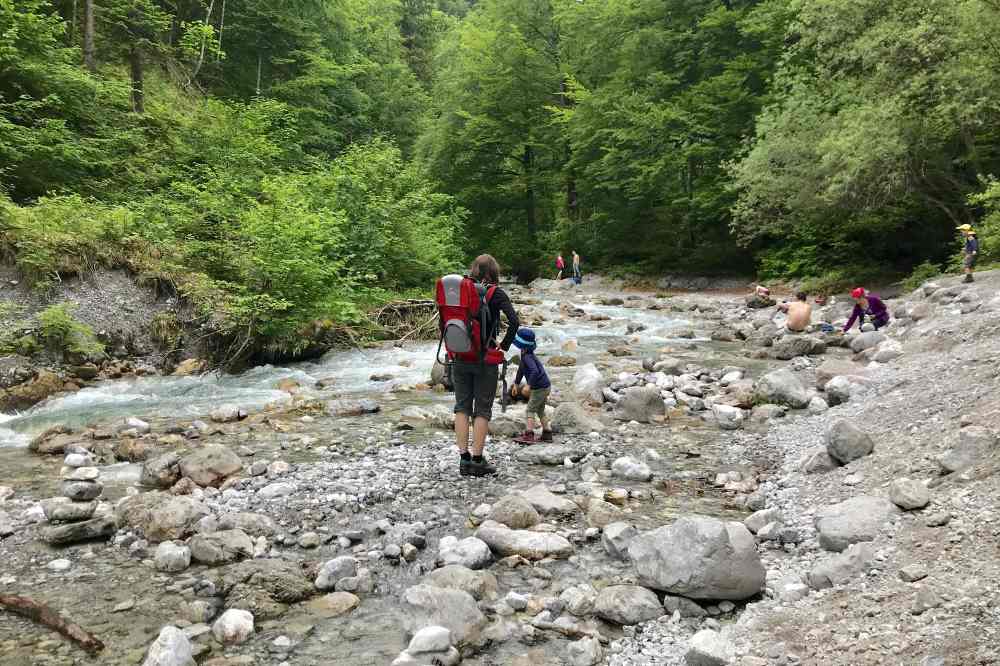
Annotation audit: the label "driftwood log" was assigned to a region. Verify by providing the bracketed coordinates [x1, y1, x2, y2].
[0, 594, 105, 654]
[371, 300, 437, 341]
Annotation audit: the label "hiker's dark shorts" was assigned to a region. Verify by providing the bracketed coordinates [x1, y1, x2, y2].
[965, 253, 978, 269]
[452, 361, 499, 421]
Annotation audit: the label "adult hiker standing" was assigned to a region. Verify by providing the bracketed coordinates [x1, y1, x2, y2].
[958, 224, 979, 283]
[572, 251, 582, 283]
[843, 287, 889, 332]
[556, 254, 565, 280]
[448, 254, 518, 477]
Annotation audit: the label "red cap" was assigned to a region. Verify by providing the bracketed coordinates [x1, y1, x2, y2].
[851, 287, 865, 298]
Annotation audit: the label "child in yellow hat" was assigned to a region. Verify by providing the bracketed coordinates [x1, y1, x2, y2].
[957, 224, 978, 283]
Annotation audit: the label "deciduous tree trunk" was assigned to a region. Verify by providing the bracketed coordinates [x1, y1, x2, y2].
[83, 0, 96, 72]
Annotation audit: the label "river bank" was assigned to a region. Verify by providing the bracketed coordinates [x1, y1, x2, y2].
[1, 271, 995, 666]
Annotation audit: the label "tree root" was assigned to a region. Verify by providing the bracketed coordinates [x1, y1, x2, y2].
[0, 594, 105, 654]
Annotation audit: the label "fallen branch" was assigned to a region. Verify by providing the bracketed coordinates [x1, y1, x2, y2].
[0, 594, 105, 654]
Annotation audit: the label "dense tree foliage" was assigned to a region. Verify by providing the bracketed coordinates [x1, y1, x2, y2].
[3, 0, 1000, 360]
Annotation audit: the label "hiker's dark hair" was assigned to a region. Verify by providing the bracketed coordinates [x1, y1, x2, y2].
[470, 254, 500, 284]
[796, 292, 807, 301]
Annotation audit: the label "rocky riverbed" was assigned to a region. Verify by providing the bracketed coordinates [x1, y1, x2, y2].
[1, 273, 997, 666]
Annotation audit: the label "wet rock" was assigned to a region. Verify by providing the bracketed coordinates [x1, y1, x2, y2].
[401, 584, 487, 647]
[586, 499, 624, 528]
[808, 543, 875, 589]
[475, 520, 574, 560]
[552, 402, 604, 434]
[222, 559, 314, 618]
[141, 452, 182, 489]
[594, 585, 663, 625]
[520, 485, 578, 516]
[686, 629, 734, 666]
[60, 480, 102, 501]
[2, 370, 65, 413]
[189, 529, 253, 564]
[771, 335, 826, 360]
[754, 369, 810, 408]
[653, 356, 685, 375]
[430, 360, 452, 389]
[315, 556, 357, 591]
[628, 516, 765, 600]
[487, 495, 540, 529]
[825, 420, 874, 465]
[154, 542, 192, 573]
[325, 399, 380, 417]
[613, 386, 666, 423]
[41, 498, 96, 522]
[602, 522, 637, 560]
[573, 364, 606, 406]
[611, 456, 653, 481]
[29, 425, 79, 455]
[172, 359, 205, 376]
[439, 535, 492, 570]
[210, 405, 247, 423]
[426, 564, 498, 601]
[566, 636, 604, 666]
[516, 445, 576, 466]
[212, 609, 254, 645]
[890, 478, 930, 510]
[142, 625, 195, 666]
[850, 331, 886, 353]
[41, 515, 116, 545]
[560, 584, 597, 616]
[307, 591, 360, 617]
[815, 496, 897, 552]
[179, 445, 242, 487]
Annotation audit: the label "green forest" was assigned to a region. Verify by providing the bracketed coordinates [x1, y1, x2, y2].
[3, 0, 1000, 358]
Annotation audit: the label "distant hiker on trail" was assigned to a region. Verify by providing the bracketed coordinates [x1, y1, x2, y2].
[844, 287, 889, 332]
[510, 328, 552, 444]
[556, 254, 565, 280]
[958, 224, 978, 283]
[778, 292, 812, 332]
[572, 251, 582, 283]
[435, 254, 519, 477]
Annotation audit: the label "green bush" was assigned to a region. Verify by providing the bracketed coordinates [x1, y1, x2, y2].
[35, 303, 104, 359]
[901, 261, 942, 293]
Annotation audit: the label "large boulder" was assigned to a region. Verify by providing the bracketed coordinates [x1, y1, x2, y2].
[142, 496, 210, 542]
[188, 529, 253, 564]
[487, 495, 540, 529]
[807, 543, 875, 590]
[430, 361, 452, 390]
[474, 520, 573, 560]
[824, 376, 857, 405]
[154, 542, 192, 573]
[754, 369, 810, 409]
[573, 364, 605, 406]
[613, 386, 666, 423]
[41, 515, 116, 545]
[178, 446, 242, 488]
[825, 420, 874, 465]
[593, 585, 663, 625]
[220, 559, 314, 619]
[771, 335, 826, 360]
[401, 584, 486, 647]
[814, 496, 897, 552]
[212, 609, 254, 645]
[628, 516, 765, 600]
[552, 402, 604, 434]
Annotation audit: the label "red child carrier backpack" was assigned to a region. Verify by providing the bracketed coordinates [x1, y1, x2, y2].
[436, 274, 504, 365]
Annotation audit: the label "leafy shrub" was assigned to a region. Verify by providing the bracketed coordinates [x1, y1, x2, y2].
[35, 303, 104, 359]
[901, 261, 942, 293]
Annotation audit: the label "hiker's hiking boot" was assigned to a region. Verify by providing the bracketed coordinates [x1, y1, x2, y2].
[965, 274, 975, 283]
[518, 431, 537, 443]
[540, 430, 553, 442]
[468, 456, 497, 477]
[459, 455, 471, 476]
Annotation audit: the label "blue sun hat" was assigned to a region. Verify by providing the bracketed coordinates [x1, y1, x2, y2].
[512, 327, 537, 351]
